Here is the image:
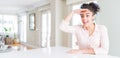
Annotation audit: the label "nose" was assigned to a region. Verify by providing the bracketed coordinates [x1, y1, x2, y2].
[83, 16, 87, 20]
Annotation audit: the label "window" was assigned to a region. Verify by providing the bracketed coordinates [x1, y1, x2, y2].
[18, 14, 27, 42]
[0, 14, 18, 38]
[29, 13, 35, 30]
[41, 10, 51, 48]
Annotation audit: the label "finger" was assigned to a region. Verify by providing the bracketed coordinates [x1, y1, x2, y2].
[80, 9, 89, 12]
[73, 9, 88, 14]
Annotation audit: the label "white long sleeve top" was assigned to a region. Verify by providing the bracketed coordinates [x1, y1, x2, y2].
[59, 21, 109, 55]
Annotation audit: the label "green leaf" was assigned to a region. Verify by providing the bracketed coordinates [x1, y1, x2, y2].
[4, 27, 8, 31]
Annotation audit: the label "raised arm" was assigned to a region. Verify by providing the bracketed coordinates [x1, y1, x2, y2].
[59, 11, 75, 33]
[64, 9, 87, 22]
[60, 9, 87, 33]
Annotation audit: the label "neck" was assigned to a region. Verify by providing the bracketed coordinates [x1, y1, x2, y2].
[83, 23, 95, 31]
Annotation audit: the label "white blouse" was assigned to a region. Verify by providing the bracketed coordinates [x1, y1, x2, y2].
[59, 21, 109, 55]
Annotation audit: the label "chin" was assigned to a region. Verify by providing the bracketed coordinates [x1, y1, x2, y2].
[83, 24, 89, 27]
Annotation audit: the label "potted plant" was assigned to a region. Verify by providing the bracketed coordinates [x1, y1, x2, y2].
[4, 27, 13, 45]
[13, 33, 19, 44]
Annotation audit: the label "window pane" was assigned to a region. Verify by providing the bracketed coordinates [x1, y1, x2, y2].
[41, 11, 51, 48]
[3, 15, 18, 34]
[19, 15, 27, 42]
[0, 15, 18, 38]
[42, 13, 47, 47]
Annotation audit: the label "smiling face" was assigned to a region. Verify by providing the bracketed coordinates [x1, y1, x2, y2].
[80, 9, 95, 27]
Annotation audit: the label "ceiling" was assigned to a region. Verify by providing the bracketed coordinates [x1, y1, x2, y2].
[0, 0, 48, 14]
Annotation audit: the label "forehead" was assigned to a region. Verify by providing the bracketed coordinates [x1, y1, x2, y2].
[80, 9, 92, 15]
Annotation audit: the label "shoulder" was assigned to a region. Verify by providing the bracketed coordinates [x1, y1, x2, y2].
[96, 24, 108, 31]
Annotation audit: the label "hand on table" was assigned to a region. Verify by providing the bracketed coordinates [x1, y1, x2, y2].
[67, 49, 83, 54]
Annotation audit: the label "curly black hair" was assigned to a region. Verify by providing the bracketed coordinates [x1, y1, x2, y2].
[81, 2, 100, 15]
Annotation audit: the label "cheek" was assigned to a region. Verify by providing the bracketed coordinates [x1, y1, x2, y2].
[88, 16, 94, 21]
[87, 19, 92, 23]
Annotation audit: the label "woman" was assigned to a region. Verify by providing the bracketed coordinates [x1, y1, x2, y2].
[60, 2, 109, 55]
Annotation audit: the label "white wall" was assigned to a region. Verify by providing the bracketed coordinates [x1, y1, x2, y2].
[27, 9, 39, 47]
[50, 0, 69, 47]
[25, 0, 68, 47]
[26, 4, 51, 48]
[98, 0, 120, 57]
[66, 0, 93, 4]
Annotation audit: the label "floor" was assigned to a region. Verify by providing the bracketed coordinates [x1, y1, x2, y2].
[9, 43, 34, 51]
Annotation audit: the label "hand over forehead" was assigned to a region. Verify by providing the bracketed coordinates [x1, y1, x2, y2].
[74, 9, 90, 14]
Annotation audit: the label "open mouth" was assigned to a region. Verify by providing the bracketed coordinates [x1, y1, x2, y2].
[83, 21, 89, 24]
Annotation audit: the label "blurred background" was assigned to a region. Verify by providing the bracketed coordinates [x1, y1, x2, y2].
[0, 0, 120, 57]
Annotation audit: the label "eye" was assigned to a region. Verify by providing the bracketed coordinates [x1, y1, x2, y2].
[80, 15, 84, 18]
[86, 15, 89, 17]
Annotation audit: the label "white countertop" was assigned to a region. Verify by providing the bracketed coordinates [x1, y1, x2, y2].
[0, 47, 120, 58]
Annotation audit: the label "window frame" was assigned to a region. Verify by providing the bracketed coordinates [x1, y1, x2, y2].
[29, 13, 36, 31]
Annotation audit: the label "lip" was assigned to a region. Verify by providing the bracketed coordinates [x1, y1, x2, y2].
[83, 21, 88, 24]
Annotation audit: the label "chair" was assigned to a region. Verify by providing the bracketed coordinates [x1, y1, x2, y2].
[4, 35, 13, 45]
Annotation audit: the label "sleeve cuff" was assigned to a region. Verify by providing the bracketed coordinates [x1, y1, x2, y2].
[93, 48, 108, 55]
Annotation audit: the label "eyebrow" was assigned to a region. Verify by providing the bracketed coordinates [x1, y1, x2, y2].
[81, 10, 87, 12]
[86, 13, 90, 15]
[80, 13, 90, 15]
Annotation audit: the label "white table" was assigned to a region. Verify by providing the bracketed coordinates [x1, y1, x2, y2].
[0, 47, 120, 58]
